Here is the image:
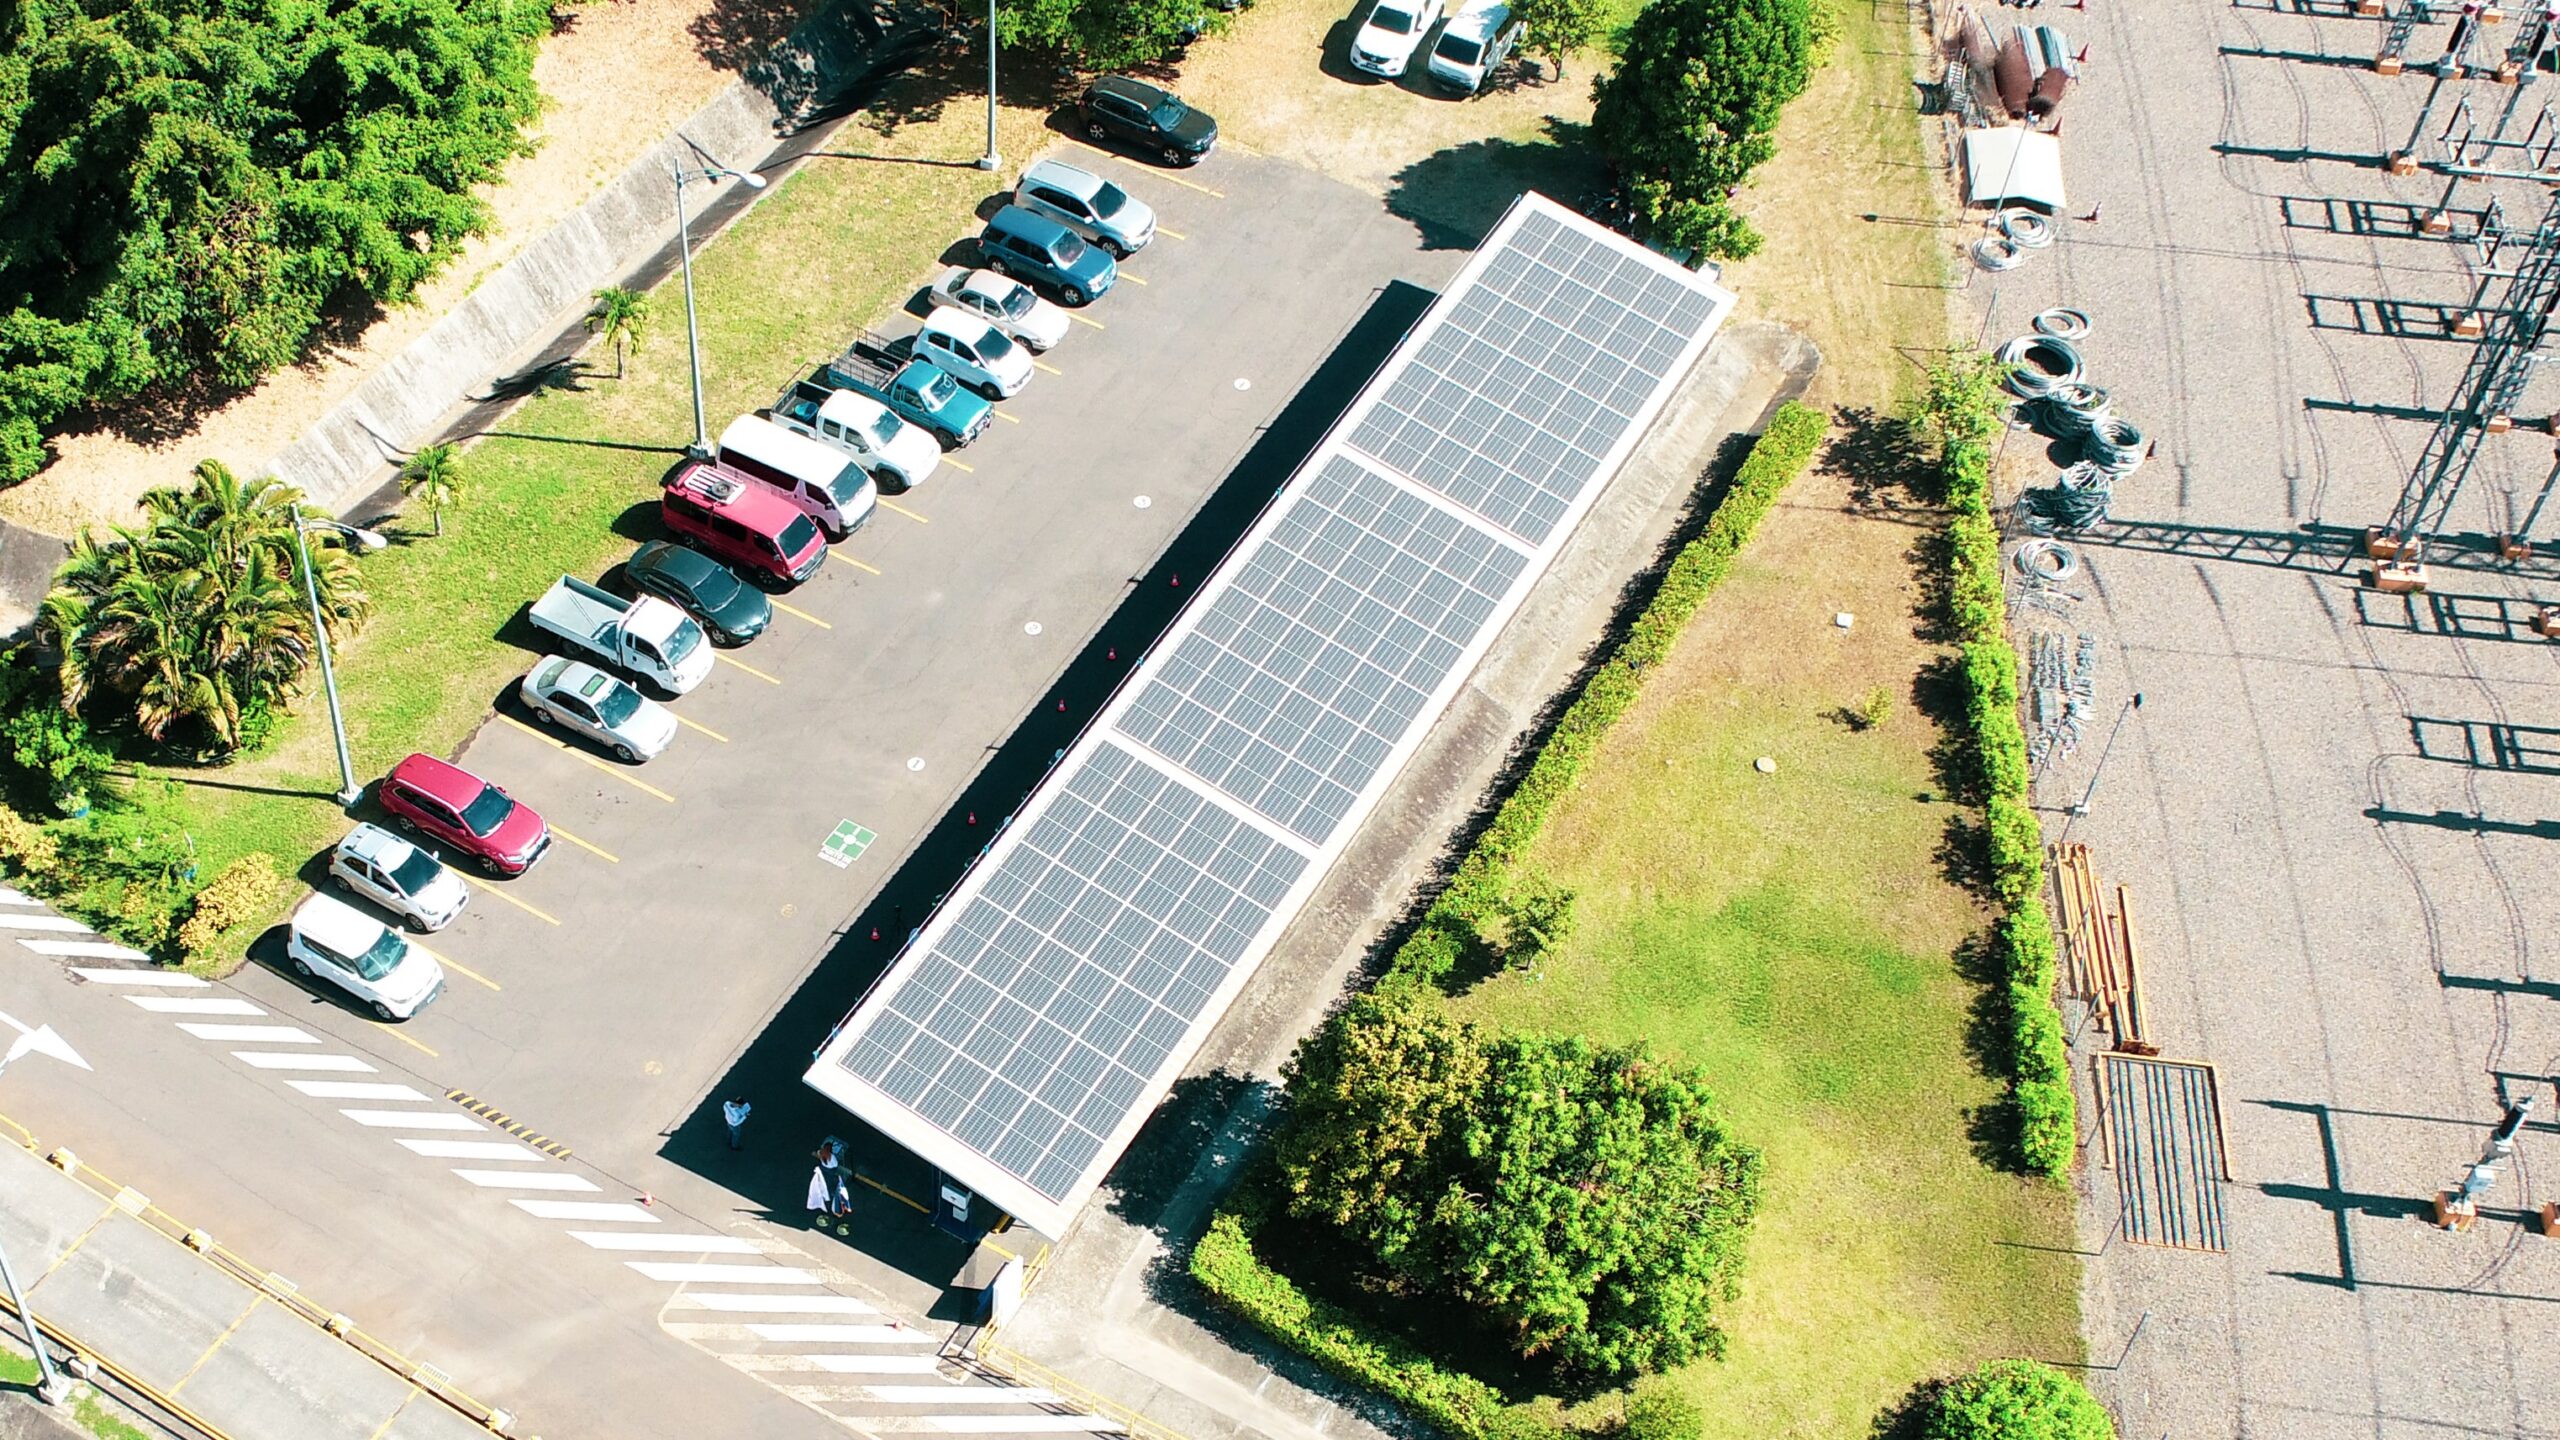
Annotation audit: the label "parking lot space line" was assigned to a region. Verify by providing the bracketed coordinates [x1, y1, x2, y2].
[1157, 226, 1188, 240]
[992, 409, 1022, 423]
[941, 456, 975, 473]
[367, 1020, 440, 1057]
[233, 1051, 375, 1072]
[169, 1296, 260, 1396]
[769, 598, 831, 628]
[713, 653, 779, 687]
[495, 715, 676, 802]
[674, 714, 731, 742]
[411, 941, 500, 992]
[459, 873, 559, 926]
[1068, 142, 1225, 197]
[831, 551, 883, 576]
[1117, 272, 1149, 286]
[549, 825, 619, 864]
[878, 497, 930, 524]
[1069, 313, 1105, 331]
[1031, 358, 1061, 376]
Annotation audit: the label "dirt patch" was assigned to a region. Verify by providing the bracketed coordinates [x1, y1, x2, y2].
[0, 0, 808, 540]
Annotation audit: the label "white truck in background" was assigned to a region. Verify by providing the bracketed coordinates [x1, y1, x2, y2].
[526, 576, 713, 697]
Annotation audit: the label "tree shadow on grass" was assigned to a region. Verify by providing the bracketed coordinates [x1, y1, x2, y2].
[1822, 405, 1936, 519]
[1383, 118, 1610, 251]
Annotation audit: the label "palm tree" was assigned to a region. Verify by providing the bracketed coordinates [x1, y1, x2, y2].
[583, 286, 652, 378]
[398, 443, 464, 537]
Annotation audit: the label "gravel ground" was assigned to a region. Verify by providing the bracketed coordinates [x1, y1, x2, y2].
[1944, 0, 2560, 1434]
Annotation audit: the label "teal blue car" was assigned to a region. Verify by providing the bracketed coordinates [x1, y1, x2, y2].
[815, 338, 993, 449]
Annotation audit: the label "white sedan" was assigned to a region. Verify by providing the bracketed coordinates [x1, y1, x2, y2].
[924, 267, 1069, 354]
[520, 656, 677, 763]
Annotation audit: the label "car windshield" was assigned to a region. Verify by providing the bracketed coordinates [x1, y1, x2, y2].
[1372, 5, 1417, 32]
[868, 410, 906, 446]
[1436, 32, 1482, 61]
[596, 682, 641, 728]
[977, 327, 1016, 362]
[352, 928, 406, 982]
[1149, 95, 1190, 127]
[1052, 229, 1089, 264]
[685, 558, 741, 606]
[658, 616, 701, 665]
[389, 848, 443, 898]
[998, 284, 1035, 319]
[827, 464, 870, 507]
[1093, 182, 1129, 219]
[779, 514, 822, 557]
[459, 783, 514, 837]
[915, 368, 957, 406]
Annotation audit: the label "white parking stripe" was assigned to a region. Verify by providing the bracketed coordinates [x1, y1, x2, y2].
[745, 1323, 931, 1344]
[667, 1293, 878, 1315]
[340, 1109, 482, 1130]
[568, 1232, 758, 1254]
[179, 1023, 316, 1043]
[807, 1355, 944, 1374]
[400, 1139, 545, 1161]
[510, 1199, 658, 1222]
[290, 1081, 430, 1101]
[627, 1262, 817, 1285]
[0, 887, 34, 904]
[452, 1170, 601, 1192]
[232, 1052, 374, 1071]
[924, 1417, 1123, 1433]
[866, 1387, 1059, 1405]
[124, 996, 263, 1015]
[0, 914, 90, 932]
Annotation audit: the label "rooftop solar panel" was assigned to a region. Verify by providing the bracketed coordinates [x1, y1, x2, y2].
[806, 193, 1735, 1236]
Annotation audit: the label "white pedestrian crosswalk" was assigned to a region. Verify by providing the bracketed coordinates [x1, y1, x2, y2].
[231, 1050, 375, 1071]
[670, 1293, 876, 1315]
[629, 1262, 818, 1285]
[123, 996, 262, 1015]
[400, 1139, 545, 1161]
[567, 1232, 759, 1254]
[452, 1169, 600, 1192]
[289, 1081, 431, 1101]
[340, 1108, 484, 1130]
[510, 1199, 659, 1222]
[176, 1022, 316, 1043]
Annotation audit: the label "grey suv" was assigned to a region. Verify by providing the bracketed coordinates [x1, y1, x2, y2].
[1013, 159, 1156, 258]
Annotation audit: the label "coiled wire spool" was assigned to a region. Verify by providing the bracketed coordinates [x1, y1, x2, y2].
[1999, 208, 2056, 249]
[2037, 462, 2114, 528]
[2032, 307, 2091, 339]
[1998, 334, 2083, 397]
[2042, 382, 2109, 436]
[2084, 415, 2146, 474]
[2013, 538, 2081, 582]
[1974, 236, 2025, 271]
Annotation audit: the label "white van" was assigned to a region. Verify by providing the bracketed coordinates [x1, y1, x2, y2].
[1427, 2, 1522, 94]
[716, 414, 880, 540]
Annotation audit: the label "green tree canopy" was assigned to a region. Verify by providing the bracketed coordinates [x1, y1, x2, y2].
[399, 442, 465, 537]
[1920, 1360, 2116, 1440]
[993, 0, 1222, 71]
[1512, 0, 1612, 79]
[1589, 0, 1816, 259]
[1274, 989, 1761, 1377]
[0, 0, 550, 487]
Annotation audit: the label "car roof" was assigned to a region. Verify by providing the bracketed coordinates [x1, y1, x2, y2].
[986, 205, 1074, 247]
[1090, 75, 1171, 107]
[533, 656, 619, 699]
[1021, 158, 1105, 200]
[1445, 2, 1508, 34]
[921, 309, 996, 342]
[666, 461, 808, 530]
[388, 752, 487, 806]
[632, 540, 718, 587]
[959, 268, 1023, 302]
[338, 822, 425, 873]
[294, 891, 390, 957]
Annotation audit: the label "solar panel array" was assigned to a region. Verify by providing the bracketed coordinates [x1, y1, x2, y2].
[1117, 455, 1527, 845]
[1346, 209, 1720, 546]
[807, 194, 1734, 1233]
[837, 743, 1306, 1199]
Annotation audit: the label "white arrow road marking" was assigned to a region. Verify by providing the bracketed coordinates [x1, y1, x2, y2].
[178, 1023, 315, 1043]
[289, 1081, 428, 1101]
[452, 1170, 599, 1192]
[231, 1051, 374, 1071]
[400, 1139, 545, 1161]
[510, 1199, 657, 1222]
[668, 1293, 878, 1315]
[629, 1262, 817, 1284]
[340, 1109, 482, 1130]
[0, 1020, 89, 1072]
[124, 997, 262, 1015]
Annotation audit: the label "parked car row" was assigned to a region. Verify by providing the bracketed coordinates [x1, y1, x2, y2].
[278, 75, 1225, 1025]
[1350, 0, 1520, 94]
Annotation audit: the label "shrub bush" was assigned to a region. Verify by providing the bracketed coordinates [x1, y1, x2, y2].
[176, 854, 281, 965]
[1621, 1382, 1706, 1440]
[1920, 1358, 2116, 1440]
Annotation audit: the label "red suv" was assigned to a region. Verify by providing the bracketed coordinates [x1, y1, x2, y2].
[661, 462, 827, 586]
[377, 753, 551, 877]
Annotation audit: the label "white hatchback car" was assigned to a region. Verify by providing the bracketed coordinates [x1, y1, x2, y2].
[328, 823, 469, 931]
[915, 310, 1033, 400]
[1350, 0, 1445, 77]
[286, 892, 447, 1021]
[520, 656, 679, 763]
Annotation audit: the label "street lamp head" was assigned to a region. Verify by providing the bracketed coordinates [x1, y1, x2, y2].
[346, 526, 389, 553]
[740, 172, 768, 190]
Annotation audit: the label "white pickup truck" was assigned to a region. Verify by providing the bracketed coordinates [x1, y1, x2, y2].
[526, 576, 712, 697]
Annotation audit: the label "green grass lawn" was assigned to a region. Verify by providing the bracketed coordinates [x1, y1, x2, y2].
[141, 74, 1065, 966]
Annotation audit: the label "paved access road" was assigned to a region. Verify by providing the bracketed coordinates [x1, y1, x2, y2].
[0, 142, 1462, 1440]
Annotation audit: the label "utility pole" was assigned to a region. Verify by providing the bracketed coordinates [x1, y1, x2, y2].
[671, 136, 769, 459]
[979, 0, 1001, 172]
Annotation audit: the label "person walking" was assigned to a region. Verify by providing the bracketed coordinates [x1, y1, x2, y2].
[806, 1163, 833, 1225]
[722, 1096, 751, 1150]
[816, 1138, 854, 1218]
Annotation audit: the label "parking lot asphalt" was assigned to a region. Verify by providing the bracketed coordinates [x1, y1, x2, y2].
[0, 140, 1467, 1439]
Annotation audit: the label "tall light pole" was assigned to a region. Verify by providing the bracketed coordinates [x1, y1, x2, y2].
[291, 510, 387, 808]
[671, 136, 770, 460]
[978, 0, 1001, 172]
[0, 1025, 89, 1408]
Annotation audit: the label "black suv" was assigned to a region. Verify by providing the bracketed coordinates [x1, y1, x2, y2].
[1077, 76, 1218, 166]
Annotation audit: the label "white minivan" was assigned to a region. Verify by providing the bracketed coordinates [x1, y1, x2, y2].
[915, 310, 1034, 401]
[286, 892, 447, 1021]
[716, 414, 880, 540]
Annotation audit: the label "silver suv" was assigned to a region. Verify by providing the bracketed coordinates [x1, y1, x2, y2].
[1012, 159, 1156, 259]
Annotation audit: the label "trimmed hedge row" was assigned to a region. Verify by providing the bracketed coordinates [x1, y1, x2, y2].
[1389, 400, 1831, 990]
[1187, 403, 1830, 1439]
[1924, 357, 2075, 1177]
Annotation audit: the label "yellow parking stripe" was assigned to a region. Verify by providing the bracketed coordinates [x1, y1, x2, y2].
[831, 551, 882, 575]
[1157, 226, 1188, 240]
[1118, 272, 1149, 286]
[1070, 142, 1225, 197]
[993, 409, 1023, 423]
[714, 652, 780, 686]
[496, 715, 675, 803]
[1069, 313, 1106, 330]
[550, 825, 619, 864]
[368, 1020, 439, 1057]
[458, 873, 559, 926]
[942, 457, 975, 474]
[674, 714, 730, 742]
[879, 497, 930, 523]
[769, 599, 831, 629]
[411, 942, 499, 992]
[1032, 359, 1062, 376]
